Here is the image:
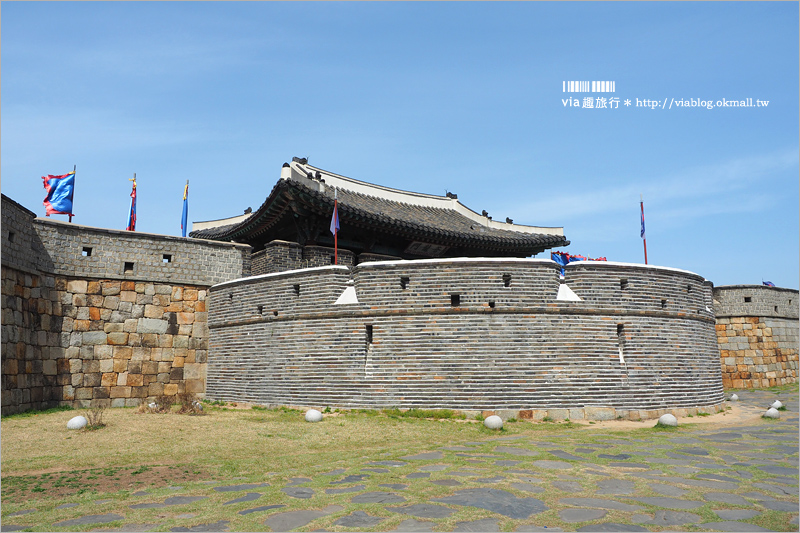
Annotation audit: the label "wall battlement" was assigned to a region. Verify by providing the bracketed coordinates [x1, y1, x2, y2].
[2, 194, 248, 414]
[207, 259, 724, 419]
[713, 285, 799, 388]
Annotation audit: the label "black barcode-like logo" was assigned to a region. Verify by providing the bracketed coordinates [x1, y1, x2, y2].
[563, 81, 615, 93]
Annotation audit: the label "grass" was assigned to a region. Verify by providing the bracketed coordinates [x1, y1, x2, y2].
[2, 386, 797, 532]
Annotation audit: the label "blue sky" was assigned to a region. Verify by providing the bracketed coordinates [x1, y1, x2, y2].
[2, 2, 798, 288]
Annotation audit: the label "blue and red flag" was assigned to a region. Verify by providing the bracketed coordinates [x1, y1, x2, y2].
[42, 170, 76, 216]
[763, 281, 776, 287]
[640, 195, 648, 264]
[181, 181, 189, 237]
[126, 176, 137, 231]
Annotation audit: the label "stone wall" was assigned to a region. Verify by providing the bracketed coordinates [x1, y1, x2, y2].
[206, 259, 725, 420]
[713, 285, 799, 388]
[250, 240, 355, 275]
[1, 194, 248, 414]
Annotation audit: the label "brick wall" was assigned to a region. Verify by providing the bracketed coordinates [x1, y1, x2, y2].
[1, 195, 248, 414]
[206, 259, 725, 420]
[713, 285, 799, 388]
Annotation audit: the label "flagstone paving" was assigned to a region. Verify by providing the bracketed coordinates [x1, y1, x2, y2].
[1, 388, 798, 532]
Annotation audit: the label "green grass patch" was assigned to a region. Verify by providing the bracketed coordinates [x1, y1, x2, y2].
[1, 405, 73, 419]
[382, 408, 466, 420]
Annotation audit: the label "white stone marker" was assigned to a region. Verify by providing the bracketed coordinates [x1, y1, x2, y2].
[484, 415, 503, 429]
[729, 394, 739, 401]
[763, 407, 780, 419]
[771, 400, 783, 409]
[657, 413, 677, 427]
[67, 415, 88, 430]
[305, 409, 323, 422]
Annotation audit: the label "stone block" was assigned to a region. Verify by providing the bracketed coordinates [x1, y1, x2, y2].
[93, 387, 110, 399]
[104, 322, 124, 333]
[120, 291, 136, 303]
[117, 372, 129, 386]
[137, 318, 167, 334]
[127, 374, 144, 387]
[43, 359, 57, 376]
[107, 332, 129, 345]
[547, 409, 570, 421]
[113, 359, 127, 373]
[75, 387, 93, 400]
[82, 331, 107, 345]
[149, 382, 165, 396]
[184, 379, 204, 394]
[144, 305, 163, 319]
[102, 283, 121, 296]
[584, 406, 616, 421]
[101, 373, 117, 387]
[568, 408, 585, 420]
[67, 280, 88, 294]
[113, 346, 133, 359]
[83, 373, 102, 387]
[110, 386, 131, 398]
[163, 383, 179, 396]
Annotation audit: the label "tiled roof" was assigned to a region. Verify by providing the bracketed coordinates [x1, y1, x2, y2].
[191, 161, 568, 255]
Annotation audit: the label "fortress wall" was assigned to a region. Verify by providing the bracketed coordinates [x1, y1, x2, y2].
[713, 285, 799, 388]
[206, 259, 725, 419]
[1, 195, 248, 414]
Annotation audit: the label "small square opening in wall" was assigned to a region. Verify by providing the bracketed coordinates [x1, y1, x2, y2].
[82, 247, 92, 257]
[124, 261, 134, 273]
[293, 284, 300, 296]
[687, 284, 692, 293]
[451, 294, 461, 307]
[502, 274, 512, 287]
[774, 306, 779, 312]
[488, 300, 496, 308]
[400, 276, 410, 289]
[620, 279, 629, 290]
[257, 305, 263, 315]
[8, 231, 15, 243]
[366, 324, 373, 345]
[661, 299, 667, 309]
[330, 255, 336, 265]
[163, 254, 172, 263]
[617, 323, 624, 336]
[744, 296, 752, 303]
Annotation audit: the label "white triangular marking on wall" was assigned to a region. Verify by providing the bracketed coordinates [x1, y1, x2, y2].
[557, 283, 582, 301]
[334, 285, 359, 305]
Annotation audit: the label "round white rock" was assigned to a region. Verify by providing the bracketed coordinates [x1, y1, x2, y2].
[729, 393, 739, 401]
[484, 415, 503, 430]
[771, 400, 783, 409]
[657, 413, 678, 427]
[305, 409, 323, 423]
[67, 415, 88, 430]
[763, 407, 780, 419]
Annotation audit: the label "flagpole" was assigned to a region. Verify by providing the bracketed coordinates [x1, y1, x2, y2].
[640, 194, 648, 265]
[69, 165, 76, 223]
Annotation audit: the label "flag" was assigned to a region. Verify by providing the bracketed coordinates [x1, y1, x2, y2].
[330, 198, 339, 236]
[763, 281, 776, 287]
[640, 200, 646, 239]
[42, 171, 76, 216]
[126, 177, 137, 231]
[181, 181, 189, 237]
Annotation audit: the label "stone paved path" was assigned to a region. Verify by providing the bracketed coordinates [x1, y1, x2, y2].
[1, 388, 797, 532]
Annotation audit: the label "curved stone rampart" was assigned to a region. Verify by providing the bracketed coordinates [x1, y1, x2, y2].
[207, 259, 725, 420]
